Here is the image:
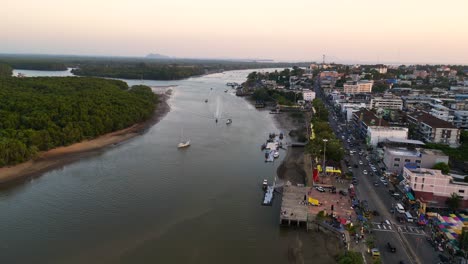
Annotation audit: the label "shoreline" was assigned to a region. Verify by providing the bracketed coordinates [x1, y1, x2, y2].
[0, 90, 172, 187]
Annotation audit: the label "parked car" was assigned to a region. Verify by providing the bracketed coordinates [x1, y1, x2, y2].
[316, 186, 325, 192]
[371, 248, 380, 257]
[373, 181, 380, 187]
[363, 170, 368, 175]
[339, 190, 348, 196]
[359, 160, 363, 165]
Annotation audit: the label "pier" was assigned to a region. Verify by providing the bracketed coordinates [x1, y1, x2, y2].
[279, 185, 309, 227]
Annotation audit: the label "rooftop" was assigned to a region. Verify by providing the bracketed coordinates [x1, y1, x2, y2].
[408, 111, 457, 129]
[354, 109, 389, 127]
[385, 138, 425, 145]
[387, 148, 421, 158]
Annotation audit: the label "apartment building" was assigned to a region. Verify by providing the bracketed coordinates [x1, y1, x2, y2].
[383, 148, 448, 174]
[403, 167, 468, 209]
[343, 80, 373, 94]
[408, 111, 460, 147]
[370, 94, 403, 110]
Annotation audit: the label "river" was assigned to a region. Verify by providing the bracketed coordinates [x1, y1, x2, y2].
[2, 69, 338, 264]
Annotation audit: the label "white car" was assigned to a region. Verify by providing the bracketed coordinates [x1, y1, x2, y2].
[372, 167, 377, 172]
[363, 170, 368, 175]
[316, 186, 325, 192]
[359, 160, 363, 165]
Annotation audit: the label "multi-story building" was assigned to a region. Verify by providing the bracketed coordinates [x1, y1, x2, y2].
[402, 167, 468, 209]
[343, 80, 373, 94]
[302, 90, 316, 101]
[429, 104, 454, 123]
[407, 111, 460, 147]
[453, 110, 468, 129]
[383, 148, 449, 174]
[402, 95, 433, 110]
[352, 109, 408, 146]
[370, 94, 403, 110]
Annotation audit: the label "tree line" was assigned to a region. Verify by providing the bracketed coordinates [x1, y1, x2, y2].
[305, 99, 344, 162]
[0, 77, 157, 167]
[71, 63, 206, 80]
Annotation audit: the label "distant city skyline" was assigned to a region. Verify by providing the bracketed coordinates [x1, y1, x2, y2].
[2, 0, 468, 64]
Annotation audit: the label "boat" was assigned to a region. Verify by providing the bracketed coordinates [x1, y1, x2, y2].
[224, 90, 228, 93]
[205, 99, 208, 103]
[215, 118, 218, 123]
[262, 179, 268, 191]
[226, 118, 232, 125]
[273, 151, 279, 158]
[261, 143, 266, 150]
[279, 132, 284, 140]
[177, 128, 190, 148]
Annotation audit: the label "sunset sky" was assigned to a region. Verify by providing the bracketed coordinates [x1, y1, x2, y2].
[2, 0, 468, 64]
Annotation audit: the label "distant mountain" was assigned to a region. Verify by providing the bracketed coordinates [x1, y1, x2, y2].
[145, 53, 171, 59]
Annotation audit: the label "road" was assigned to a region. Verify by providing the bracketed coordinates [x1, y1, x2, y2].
[314, 79, 440, 264]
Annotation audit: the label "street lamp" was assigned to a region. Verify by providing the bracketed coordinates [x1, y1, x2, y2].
[323, 139, 328, 176]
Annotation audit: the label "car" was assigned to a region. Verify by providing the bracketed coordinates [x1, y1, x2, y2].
[315, 186, 325, 192]
[348, 166, 353, 170]
[382, 181, 388, 186]
[363, 170, 368, 175]
[359, 160, 363, 165]
[373, 181, 380, 187]
[371, 248, 380, 257]
[339, 190, 348, 196]
[380, 177, 386, 181]
[387, 242, 396, 253]
[390, 208, 395, 214]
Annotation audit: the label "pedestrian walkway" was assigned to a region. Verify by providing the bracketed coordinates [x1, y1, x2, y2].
[371, 222, 426, 236]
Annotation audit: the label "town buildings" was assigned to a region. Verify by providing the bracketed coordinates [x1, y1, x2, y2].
[343, 80, 373, 94]
[383, 148, 449, 174]
[403, 167, 468, 209]
[302, 90, 316, 101]
[407, 111, 460, 147]
[370, 93, 403, 110]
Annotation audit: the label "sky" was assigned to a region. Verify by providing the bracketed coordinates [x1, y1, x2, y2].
[2, 0, 468, 64]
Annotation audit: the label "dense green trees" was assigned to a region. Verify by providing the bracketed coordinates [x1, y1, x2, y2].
[432, 162, 450, 174]
[72, 64, 206, 80]
[0, 64, 12, 77]
[0, 77, 157, 166]
[306, 99, 344, 162]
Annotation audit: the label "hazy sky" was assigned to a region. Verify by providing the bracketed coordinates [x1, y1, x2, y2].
[2, 0, 468, 64]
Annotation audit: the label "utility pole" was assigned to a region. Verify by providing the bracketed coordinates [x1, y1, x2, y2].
[323, 139, 328, 176]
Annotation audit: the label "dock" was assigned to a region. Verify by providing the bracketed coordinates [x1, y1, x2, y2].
[279, 185, 309, 227]
[262, 185, 274, 206]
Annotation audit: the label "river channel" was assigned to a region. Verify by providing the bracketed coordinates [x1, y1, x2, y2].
[2, 69, 335, 263]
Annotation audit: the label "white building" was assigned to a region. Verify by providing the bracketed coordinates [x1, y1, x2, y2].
[366, 127, 408, 146]
[343, 80, 373, 94]
[340, 103, 367, 121]
[302, 90, 316, 101]
[370, 94, 403, 110]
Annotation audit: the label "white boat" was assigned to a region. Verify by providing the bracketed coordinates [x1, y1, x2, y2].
[177, 128, 190, 148]
[273, 151, 279, 158]
[226, 118, 232, 125]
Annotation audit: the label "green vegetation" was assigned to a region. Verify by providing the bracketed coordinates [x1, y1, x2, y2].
[252, 87, 302, 106]
[72, 64, 206, 80]
[423, 131, 468, 162]
[0, 64, 12, 77]
[0, 77, 157, 167]
[305, 99, 344, 162]
[0, 57, 67, 71]
[337, 251, 363, 264]
[446, 193, 462, 211]
[432, 162, 450, 174]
